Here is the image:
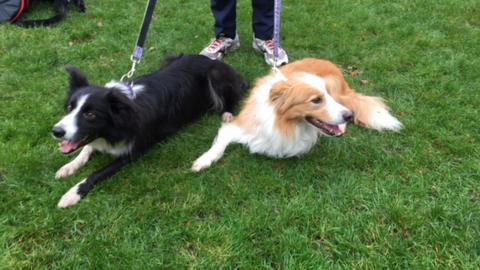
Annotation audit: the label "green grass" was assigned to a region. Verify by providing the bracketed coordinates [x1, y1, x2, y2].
[1, 0, 479, 268]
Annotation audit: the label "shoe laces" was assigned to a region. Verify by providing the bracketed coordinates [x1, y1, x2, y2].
[264, 40, 275, 53]
[207, 39, 224, 52]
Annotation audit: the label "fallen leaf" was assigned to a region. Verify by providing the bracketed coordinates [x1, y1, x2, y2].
[350, 70, 360, 77]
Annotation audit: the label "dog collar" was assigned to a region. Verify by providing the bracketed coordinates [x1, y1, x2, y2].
[105, 80, 139, 100]
[124, 83, 136, 99]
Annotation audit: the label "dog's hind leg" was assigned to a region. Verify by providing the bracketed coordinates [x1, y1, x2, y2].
[192, 124, 242, 172]
[222, 112, 235, 123]
[55, 145, 95, 179]
[57, 155, 134, 208]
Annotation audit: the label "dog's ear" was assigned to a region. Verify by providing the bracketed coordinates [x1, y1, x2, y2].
[107, 91, 138, 128]
[270, 81, 292, 113]
[270, 81, 286, 101]
[65, 66, 89, 93]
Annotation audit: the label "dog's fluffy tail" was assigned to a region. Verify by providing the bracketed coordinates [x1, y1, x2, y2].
[207, 72, 226, 112]
[338, 92, 403, 132]
[206, 62, 248, 113]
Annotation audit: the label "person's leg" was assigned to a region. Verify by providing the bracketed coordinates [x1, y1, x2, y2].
[200, 0, 240, 60]
[212, 0, 237, 38]
[252, 0, 273, 40]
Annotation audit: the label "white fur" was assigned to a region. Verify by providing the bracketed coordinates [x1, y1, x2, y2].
[244, 122, 319, 158]
[192, 124, 244, 172]
[297, 72, 350, 125]
[54, 94, 89, 140]
[368, 107, 403, 131]
[105, 80, 144, 99]
[89, 138, 132, 156]
[57, 178, 86, 208]
[208, 78, 224, 111]
[55, 145, 95, 179]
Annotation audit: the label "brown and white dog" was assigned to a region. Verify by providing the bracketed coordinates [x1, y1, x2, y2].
[192, 58, 403, 171]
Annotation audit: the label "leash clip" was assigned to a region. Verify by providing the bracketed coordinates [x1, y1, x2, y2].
[271, 55, 280, 73]
[121, 56, 140, 82]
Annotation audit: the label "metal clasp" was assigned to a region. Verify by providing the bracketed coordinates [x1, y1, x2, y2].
[271, 63, 279, 73]
[120, 55, 141, 82]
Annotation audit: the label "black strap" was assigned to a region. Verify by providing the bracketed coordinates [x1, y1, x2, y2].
[132, 0, 157, 61]
[16, 1, 68, 28]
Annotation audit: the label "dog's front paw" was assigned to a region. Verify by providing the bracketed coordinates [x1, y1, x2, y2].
[55, 164, 77, 179]
[192, 157, 212, 172]
[57, 188, 81, 208]
[57, 179, 85, 208]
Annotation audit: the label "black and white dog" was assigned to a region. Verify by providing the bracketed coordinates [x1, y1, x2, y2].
[52, 55, 247, 208]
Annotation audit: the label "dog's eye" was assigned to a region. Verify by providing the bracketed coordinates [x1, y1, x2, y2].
[83, 112, 96, 120]
[311, 97, 322, 104]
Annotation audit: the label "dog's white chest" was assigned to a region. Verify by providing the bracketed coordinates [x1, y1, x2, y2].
[89, 138, 132, 157]
[244, 123, 319, 158]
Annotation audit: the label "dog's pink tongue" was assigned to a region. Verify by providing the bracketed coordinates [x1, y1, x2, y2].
[334, 126, 343, 136]
[330, 125, 343, 136]
[320, 123, 343, 136]
[60, 140, 80, 154]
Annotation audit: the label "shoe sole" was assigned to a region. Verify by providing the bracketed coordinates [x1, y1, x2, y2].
[252, 40, 264, 54]
[226, 41, 240, 53]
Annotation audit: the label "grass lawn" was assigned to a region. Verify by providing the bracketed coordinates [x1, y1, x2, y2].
[1, 0, 479, 268]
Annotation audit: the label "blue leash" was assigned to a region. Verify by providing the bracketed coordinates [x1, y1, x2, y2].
[121, 0, 158, 83]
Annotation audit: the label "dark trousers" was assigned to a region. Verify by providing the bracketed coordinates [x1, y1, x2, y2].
[211, 0, 273, 40]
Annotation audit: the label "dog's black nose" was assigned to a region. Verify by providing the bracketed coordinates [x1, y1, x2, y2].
[52, 126, 65, 138]
[342, 111, 353, 122]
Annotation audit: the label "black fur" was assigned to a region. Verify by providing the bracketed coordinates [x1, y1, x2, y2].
[53, 55, 247, 207]
[16, 0, 85, 28]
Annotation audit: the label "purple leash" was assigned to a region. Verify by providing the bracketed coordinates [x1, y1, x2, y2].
[125, 84, 136, 99]
[273, 0, 282, 69]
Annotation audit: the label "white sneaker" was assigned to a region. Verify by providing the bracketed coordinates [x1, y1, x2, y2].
[252, 37, 289, 67]
[200, 34, 240, 60]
